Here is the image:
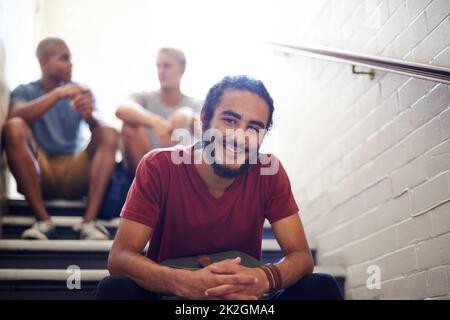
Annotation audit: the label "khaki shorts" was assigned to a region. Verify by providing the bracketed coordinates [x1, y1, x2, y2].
[36, 148, 90, 199]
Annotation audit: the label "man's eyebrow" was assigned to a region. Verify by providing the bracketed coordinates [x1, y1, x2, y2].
[221, 110, 242, 119]
[248, 119, 266, 129]
[221, 110, 266, 129]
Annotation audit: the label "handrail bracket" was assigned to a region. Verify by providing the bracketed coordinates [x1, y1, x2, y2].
[352, 65, 375, 80]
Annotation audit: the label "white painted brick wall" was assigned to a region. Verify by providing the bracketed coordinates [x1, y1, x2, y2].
[406, 0, 433, 20]
[441, 108, 450, 139]
[416, 232, 450, 269]
[426, 140, 450, 178]
[431, 47, 450, 67]
[392, 155, 427, 196]
[398, 78, 434, 111]
[396, 213, 433, 247]
[383, 246, 417, 279]
[426, 266, 449, 297]
[383, 271, 428, 299]
[413, 18, 449, 63]
[266, 0, 450, 299]
[431, 201, 450, 236]
[410, 172, 450, 216]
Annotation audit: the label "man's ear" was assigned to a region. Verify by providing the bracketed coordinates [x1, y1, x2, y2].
[200, 108, 206, 125]
[38, 57, 48, 71]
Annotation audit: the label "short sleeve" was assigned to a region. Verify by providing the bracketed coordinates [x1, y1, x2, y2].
[129, 92, 146, 107]
[264, 159, 299, 224]
[10, 85, 29, 103]
[120, 152, 165, 228]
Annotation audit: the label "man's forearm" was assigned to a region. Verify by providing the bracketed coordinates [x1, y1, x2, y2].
[8, 89, 61, 124]
[274, 249, 314, 289]
[86, 115, 100, 131]
[108, 250, 187, 296]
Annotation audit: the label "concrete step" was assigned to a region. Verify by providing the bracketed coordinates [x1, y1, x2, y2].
[0, 216, 315, 264]
[1, 216, 119, 240]
[5, 199, 319, 241]
[3, 198, 303, 243]
[0, 268, 107, 299]
[1, 215, 276, 240]
[5, 198, 87, 216]
[1, 199, 336, 299]
[0, 239, 112, 269]
[0, 266, 346, 300]
[0, 215, 277, 239]
[0, 239, 291, 269]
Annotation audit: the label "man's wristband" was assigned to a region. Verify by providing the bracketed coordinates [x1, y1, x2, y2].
[257, 263, 283, 293]
[266, 263, 282, 292]
[257, 265, 274, 293]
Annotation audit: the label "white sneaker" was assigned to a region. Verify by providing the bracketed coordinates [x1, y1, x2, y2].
[74, 221, 110, 240]
[21, 221, 57, 240]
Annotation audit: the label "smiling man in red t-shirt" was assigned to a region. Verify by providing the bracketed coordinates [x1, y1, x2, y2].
[95, 76, 343, 300]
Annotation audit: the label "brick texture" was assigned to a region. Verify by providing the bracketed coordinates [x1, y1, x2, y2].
[268, 0, 450, 299]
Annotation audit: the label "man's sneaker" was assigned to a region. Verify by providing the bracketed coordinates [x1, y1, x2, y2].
[74, 221, 110, 240]
[21, 221, 57, 240]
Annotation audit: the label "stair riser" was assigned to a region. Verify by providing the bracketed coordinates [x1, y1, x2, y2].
[0, 281, 98, 299]
[0, 251, 292, 269]
[1, 226, 117, 240]
[0, 277, 346, 300]
[7, 206, 86, 216]
[1, 226, 275, 240]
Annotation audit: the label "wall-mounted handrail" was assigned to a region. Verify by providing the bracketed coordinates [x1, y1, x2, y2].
[268, 42, 450, 85]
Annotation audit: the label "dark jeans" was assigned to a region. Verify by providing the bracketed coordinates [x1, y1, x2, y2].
[94, 273, 344, 300]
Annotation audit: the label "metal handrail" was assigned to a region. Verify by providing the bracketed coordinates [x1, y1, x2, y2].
[268, 42, 450, 85]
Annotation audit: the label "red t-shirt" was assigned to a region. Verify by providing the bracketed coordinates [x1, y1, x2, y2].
[120, 144, 299, 262]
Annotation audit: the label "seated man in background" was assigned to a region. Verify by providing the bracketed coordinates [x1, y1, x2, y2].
[115, 47, 201, 175]
[1, 37, 118, 240]
[96, 76, 343, 300]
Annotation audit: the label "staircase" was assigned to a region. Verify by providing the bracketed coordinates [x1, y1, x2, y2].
[0, 199, 346, 299]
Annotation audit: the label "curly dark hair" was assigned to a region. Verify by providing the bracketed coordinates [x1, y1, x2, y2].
[201, 75, 275, 132]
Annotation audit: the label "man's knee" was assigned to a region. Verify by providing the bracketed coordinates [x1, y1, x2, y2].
[121, 124, 151, 152]
[121, 123, 149, 142]
[95, 276, 125, 299]
[1, 117, 30, 146]
[121, 123, 138, 139]
[306, 273, 339, 287]
[94, 276, 157, 300]
[98, 126, 119, 150]
[276, 273, 343, 300]
[300, 273, 343, 299]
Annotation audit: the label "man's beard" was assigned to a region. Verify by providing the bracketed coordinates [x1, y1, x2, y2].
[212, 161, 249, 179]
[200, 124, 253, 179]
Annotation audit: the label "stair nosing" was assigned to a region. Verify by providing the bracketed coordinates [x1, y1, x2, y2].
[0, 239, 114, 252]
[0, 239, 283, 252]
[7, 198, 87, 209]
[1, 216, 121, 228]
[0, 266, 346, 281]
[3, 216, 274, 230]
[0, 268, 109, 281]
